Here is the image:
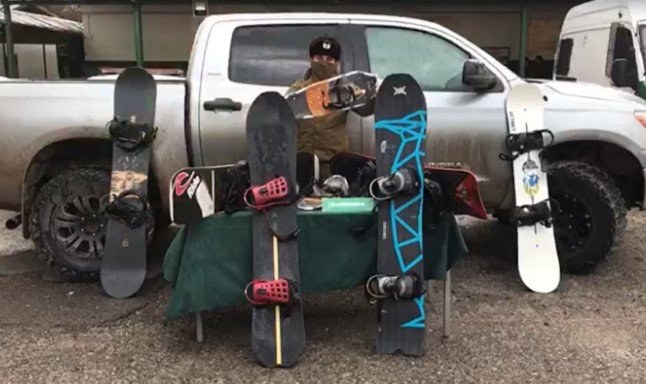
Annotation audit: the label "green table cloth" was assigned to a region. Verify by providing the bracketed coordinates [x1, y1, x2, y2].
[163, 209, 468, 320]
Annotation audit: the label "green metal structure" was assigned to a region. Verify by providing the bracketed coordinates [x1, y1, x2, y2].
[1, 0, 584, 78]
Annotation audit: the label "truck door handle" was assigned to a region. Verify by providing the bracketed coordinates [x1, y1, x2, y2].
[203, 98, 242, 112]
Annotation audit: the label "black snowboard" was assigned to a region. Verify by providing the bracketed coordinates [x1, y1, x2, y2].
[246, 92, 305, 367]
[101, 67, 156, 299]
[373, 74, 428, 356]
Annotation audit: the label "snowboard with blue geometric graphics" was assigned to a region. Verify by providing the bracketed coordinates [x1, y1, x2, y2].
[373, 74, 427, 356]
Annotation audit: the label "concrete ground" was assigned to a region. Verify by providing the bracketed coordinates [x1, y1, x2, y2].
[0, 209, 644, 383]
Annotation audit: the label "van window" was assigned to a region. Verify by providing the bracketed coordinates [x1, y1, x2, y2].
[606, 24, 638, 79]
[555, 38, 573, 76]
[229, 25, 341, 86]
[640, 25, 646, 75]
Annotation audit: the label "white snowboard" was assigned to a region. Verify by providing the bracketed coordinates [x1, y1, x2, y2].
[505, 84, 560, 293]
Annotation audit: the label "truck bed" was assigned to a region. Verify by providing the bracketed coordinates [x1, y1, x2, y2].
[0, 78, 188, 211]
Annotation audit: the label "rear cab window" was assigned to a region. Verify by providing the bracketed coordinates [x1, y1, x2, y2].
[228, 24, 346, 87]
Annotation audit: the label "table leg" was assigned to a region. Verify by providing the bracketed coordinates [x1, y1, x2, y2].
[443, 271, 451, 338]
[196, 311, 204, 343]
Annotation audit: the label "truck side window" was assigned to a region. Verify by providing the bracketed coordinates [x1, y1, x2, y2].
[607, 25, 638, 82]
[365, 27, 470, 92]
[229, 25, 340, 87]
[555, 38, 573, 76]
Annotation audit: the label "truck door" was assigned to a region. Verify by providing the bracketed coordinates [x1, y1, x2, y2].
[197, 20, 351, 167]
[350, 23, 511, 209]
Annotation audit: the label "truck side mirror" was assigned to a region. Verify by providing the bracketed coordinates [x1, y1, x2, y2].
[462, 59, 496, 91]
[610, 58, 637, 89]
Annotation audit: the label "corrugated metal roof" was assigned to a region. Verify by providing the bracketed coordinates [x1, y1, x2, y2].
[0, 7, 84, 34]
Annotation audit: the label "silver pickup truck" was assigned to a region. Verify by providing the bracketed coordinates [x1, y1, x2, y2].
[1, 12, 645, 279]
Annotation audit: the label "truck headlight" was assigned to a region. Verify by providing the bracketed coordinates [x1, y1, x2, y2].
[636, 111, 646, 127]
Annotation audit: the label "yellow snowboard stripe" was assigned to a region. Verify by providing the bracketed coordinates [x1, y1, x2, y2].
[273, 236, 282, 365]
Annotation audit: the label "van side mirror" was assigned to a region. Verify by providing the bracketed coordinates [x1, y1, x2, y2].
[611, 58, 637, 89]
[462, 59, 496, 91]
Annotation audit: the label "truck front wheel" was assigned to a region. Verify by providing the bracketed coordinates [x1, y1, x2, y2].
[29, 167, 155, 281]
[547, 161, 627, 274]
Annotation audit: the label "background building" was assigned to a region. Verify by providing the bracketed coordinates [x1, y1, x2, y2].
[2, 0, 585, 79]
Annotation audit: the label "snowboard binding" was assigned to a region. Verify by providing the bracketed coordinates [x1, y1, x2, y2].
[244, 175, 299, 240]
[107, 117, 158, 151]
[369, 167, 420, 201]
[222, 160, 251, 215]
[324, 81, 359, 110]
[103, 190, 150, 229]
[499, 129, 554, 161]
[365, 273, 424, 304]
[244, 278, 300, 307]
[510, 199, 554, 228]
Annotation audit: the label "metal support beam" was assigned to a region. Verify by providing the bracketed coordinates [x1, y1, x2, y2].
[2, 0, 16, 77]
[133, 1, 144, 67]
[519, 4, 528, 78]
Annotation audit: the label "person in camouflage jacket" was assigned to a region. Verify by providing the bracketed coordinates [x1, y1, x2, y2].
[287, 36, 373, 180]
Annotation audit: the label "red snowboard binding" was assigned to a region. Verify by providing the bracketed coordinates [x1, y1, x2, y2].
[243, 175, 299, 240]
[243, 175, 295, 210]
[244, 278, 300, 307]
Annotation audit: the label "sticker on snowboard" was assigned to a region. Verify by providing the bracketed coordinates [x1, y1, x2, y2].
[243, 92, 305, 367]
[502, 83, 560, 294]
[367, 73, 427, 356]
[285, 70, 378, 120]
[169, 161, 250, 225]
[101, 67, 157, 299]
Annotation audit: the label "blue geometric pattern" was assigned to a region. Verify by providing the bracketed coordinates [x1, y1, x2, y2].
[375, 109, 427, 329]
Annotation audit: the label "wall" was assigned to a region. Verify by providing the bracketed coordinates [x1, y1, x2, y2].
[1, 43, 59, 79]
[78, 3, 572, 72]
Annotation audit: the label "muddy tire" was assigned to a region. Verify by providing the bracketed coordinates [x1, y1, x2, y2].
[29, 167, 155, 281]
[547, 161, 627, 275]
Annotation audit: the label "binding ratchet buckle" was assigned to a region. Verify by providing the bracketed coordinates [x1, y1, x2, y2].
[510, 199, 553, 228]
[244, 278, 300, 307]
[107, 117, 158, 151]
[499, 129, 554, 161]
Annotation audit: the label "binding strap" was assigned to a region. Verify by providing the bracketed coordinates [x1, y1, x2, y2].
[107, 117, 158, 151]
[104, 190, 149, 229]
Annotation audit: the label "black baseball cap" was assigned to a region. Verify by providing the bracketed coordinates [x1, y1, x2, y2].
[309, 36, 341, 61]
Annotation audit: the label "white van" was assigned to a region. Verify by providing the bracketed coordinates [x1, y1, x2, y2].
[554, 0, 646, 99]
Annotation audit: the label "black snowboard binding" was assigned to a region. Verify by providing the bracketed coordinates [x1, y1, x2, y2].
[324, 80, 358, 110]
[365, 273, 424, 303]
[243, 175, 299, 240]
[510, 199, 554, 228]
[103, 190, 150, 229]
[244, 278, 301, 307]
[222, 160, 251, 215]
[107, 117, 158, 151]
[499, 129, 554, 161]
[369, 167, 420, 201]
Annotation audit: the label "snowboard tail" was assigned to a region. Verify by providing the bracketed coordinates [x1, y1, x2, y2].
[101, 67, 157, 299]
[372, 74, 427, 356]
[245, 92, 304, 367]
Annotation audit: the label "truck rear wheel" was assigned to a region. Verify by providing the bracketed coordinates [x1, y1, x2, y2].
[547, 161, 627, 274]
[29, 167, 155, 281]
